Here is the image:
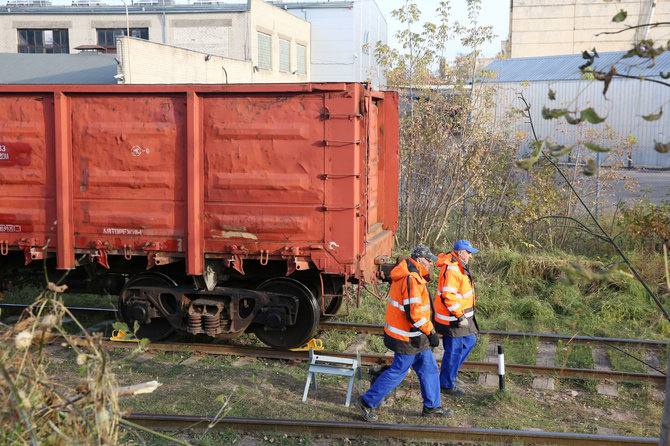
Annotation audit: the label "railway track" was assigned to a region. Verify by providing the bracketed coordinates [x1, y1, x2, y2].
[73, 337, 664, 384]
[122, 413, 658, 445]
[4, 302, 666, 383]
[2, 302, 666, 350]
[321, 321, 670, 349]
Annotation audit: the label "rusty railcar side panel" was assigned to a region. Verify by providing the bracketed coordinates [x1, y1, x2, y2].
[70, 94, 188, 269]
[0, 83, 398, 283]
[0, 93, 57, 265]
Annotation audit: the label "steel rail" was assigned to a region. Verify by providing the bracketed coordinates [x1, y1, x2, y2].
[122, 413, 657, 445]
[92, 339, 665, 384]
[3, 303, 665, 350]
[0, 303, 117, 314]
[320, 321, 669, 348]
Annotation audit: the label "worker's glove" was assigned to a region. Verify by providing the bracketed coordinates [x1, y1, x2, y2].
[456, 316, 470, 328]
[427, 331, 440, 348]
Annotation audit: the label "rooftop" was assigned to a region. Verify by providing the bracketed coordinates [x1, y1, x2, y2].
[0, 2, 248, 14]
[0, 53, 118, 84]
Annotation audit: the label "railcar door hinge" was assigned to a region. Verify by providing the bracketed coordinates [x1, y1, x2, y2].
[320, 107, 362, 120]
[90, 240, 110, 269]
[18, 238, 42, 265]
[323, 139, 361, 146]
[319, 204, 361, 212]
[321, 173, 361, 179]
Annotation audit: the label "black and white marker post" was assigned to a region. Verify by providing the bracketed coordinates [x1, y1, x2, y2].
[497, 344, 505, 391]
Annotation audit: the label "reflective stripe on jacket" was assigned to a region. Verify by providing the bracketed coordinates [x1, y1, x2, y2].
[383, 258, 434, 354]
[433, 252, 478, 337]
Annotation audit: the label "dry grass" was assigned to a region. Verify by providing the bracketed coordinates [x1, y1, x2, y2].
[0, 282, 179, 445]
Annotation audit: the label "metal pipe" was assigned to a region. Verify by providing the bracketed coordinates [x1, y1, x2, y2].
[119, 0, 129, 37]
[642, 0, 656, 41]
[497, 344, 505, 391]
[119, 0, 130, 83]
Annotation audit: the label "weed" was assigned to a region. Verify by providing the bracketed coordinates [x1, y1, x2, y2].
[468, 334, 489, 361]
[608, 346, 648, 373]
[322, 329, 358, 352]
[366, 333, 388, 354]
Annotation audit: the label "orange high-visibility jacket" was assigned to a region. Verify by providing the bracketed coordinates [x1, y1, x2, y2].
[384, 258, 435, 349]
[433, 252, 476, 335]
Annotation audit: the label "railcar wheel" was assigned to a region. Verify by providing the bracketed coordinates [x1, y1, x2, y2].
[118, 272, 178, 341]
[254, 277, 320, 349]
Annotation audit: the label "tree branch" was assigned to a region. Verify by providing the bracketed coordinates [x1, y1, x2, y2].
[595, 21, 670, 36]
[517, 93, 670, 322]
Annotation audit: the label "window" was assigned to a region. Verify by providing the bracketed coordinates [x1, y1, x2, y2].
[279, 39, 290, 73]
[257, 32, 271, 70]
[18, 29, 69, 53]
[296, 44, 306, 75]
[97, 28, 149, 53]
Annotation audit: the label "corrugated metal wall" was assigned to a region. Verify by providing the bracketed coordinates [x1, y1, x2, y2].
[488, 78, 670, 168]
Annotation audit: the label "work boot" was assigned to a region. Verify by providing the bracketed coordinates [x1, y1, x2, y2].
[422, 406, 454, 417]
[354, 396, 378, 422]
[441, 386, 466, 396]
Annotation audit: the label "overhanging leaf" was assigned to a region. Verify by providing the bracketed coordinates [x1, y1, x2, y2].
[564, 114, 582, 125]
[661, 72, 670, 79]
[612, 9, 627, 23]
[529, 139, 544, 157]
[516, 140, 543, 171]
[584, 142, 610, 153]
[580, 107, 606, 124]
[654, 140, 670, 153]
[516, 157, 538, 171]
[546, 143, 575, 157]
[622, 39, 666, 64]
[642, 108, 663, 121]
[542, 106, 570, 120]
[582, 158, 598, 176]
[579, 48, 599, 70]
[548, 88, 556, 100]
[592, 65, 617, 96]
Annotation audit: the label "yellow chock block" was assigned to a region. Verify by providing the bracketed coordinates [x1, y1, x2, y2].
[291, 338, 324, 351]
[110, 329, 139, 342]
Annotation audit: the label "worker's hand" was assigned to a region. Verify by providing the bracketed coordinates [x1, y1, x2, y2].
[456, 316, 470, 328]
[428, 331, 440, 348]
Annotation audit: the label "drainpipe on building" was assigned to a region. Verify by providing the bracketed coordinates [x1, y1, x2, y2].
[161, 0, 166, 44]
[119, 0, 131, 83]
[642, 0, 656, 40]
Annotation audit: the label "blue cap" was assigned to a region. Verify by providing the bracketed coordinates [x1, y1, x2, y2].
[454, 239, 479, 253]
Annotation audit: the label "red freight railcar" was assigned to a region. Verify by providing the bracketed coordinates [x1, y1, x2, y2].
[0, 83, 399, 348]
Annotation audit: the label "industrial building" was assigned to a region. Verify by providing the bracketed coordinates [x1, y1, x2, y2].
[0, 0, 386, 85]
[484, 51, 670, 168]
[508, 0, 669, 58]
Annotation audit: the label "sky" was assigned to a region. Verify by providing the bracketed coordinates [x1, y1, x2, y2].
[378, 0, 510, 58]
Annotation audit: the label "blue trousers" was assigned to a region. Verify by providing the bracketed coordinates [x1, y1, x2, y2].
[440, 334, 477, 389]
[362, 349, 441, 409]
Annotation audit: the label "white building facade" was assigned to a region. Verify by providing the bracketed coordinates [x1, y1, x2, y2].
[509, 0, 670, 58]
[275, 0, 387, 87]
[0, 0, 311, 83]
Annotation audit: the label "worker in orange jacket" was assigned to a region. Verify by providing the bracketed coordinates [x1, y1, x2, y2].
[354, 245, 453, 421]
[433, 240, 479, 396]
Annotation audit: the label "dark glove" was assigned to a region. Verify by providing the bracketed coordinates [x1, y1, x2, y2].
[428, 331, 440, 347]
[456, 316, 470, 328]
